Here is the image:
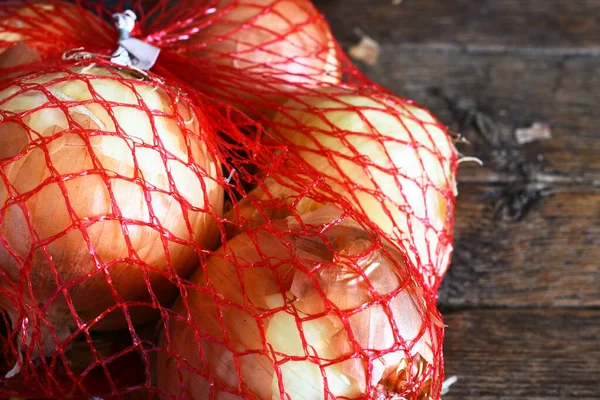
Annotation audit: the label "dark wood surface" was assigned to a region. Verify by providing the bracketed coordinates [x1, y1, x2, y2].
[443, 309, 600, 399]
[314, 0, 600, 398]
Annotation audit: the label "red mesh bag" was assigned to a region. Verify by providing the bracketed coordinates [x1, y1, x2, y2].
[0, 1, 458, 399]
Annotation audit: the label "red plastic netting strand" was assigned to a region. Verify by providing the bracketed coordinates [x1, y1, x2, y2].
[0, 1, 458, 399]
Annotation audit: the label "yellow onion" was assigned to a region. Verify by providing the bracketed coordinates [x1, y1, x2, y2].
[157, 205, 441, 399]
[0, 1, 112, 55]
[0, 42, 39, 70]
[229, 87, 457, 287]
[171, 0, 340, 118]
[0, 64, 223, 354]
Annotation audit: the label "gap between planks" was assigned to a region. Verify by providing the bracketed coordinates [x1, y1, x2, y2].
[379, 43, 600, 58]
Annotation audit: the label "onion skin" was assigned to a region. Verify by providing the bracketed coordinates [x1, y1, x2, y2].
[0, 65, 223, 342]
[229, 87, 458, 288]
[157, 206, 440, 399]
[0, 1, 112, 56]
[168, 0, 340, 119]
[187, 0, 339, 83]
[0, 43, 40, 70]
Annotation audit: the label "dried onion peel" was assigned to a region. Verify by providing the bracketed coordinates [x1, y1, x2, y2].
[157, 205, 440, 399]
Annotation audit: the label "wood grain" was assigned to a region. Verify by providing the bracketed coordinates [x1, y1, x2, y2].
[442, 309, 600, 399]
[313, 0, 600, 51]
[438, 186, 600, 308]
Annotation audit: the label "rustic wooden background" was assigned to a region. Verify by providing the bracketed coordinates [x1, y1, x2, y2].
[312, 0, 600, 398]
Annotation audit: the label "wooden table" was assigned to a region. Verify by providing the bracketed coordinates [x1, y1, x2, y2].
[313, 1, 600, 398]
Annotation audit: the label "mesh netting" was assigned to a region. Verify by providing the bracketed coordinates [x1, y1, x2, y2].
[0, 1, 457, 399]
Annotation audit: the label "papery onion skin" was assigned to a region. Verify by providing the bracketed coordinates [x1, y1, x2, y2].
[188, 0, 339, 83]
[0, 43, 40, 70]
[0, 1, 112, 56]
[0, 64, 224, 339]
[168, 0, 341, 119]
[230, 87, 458, 288]
[157, 206, 440, 399]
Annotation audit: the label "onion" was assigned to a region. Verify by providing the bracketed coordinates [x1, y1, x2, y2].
[187, 0, 339, 84]
[0, 1, 112, 55]
[0, 42, 39, 70]
[169, 0, 340, 118]
[229, 87, 458, 287]
[0, 64, 223, 356]
[157, 205, 440, 399]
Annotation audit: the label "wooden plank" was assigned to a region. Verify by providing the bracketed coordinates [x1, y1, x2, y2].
[313, 0, 600, 51]
[437, 185, 600, 308]
[442, 309, 600, 399]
